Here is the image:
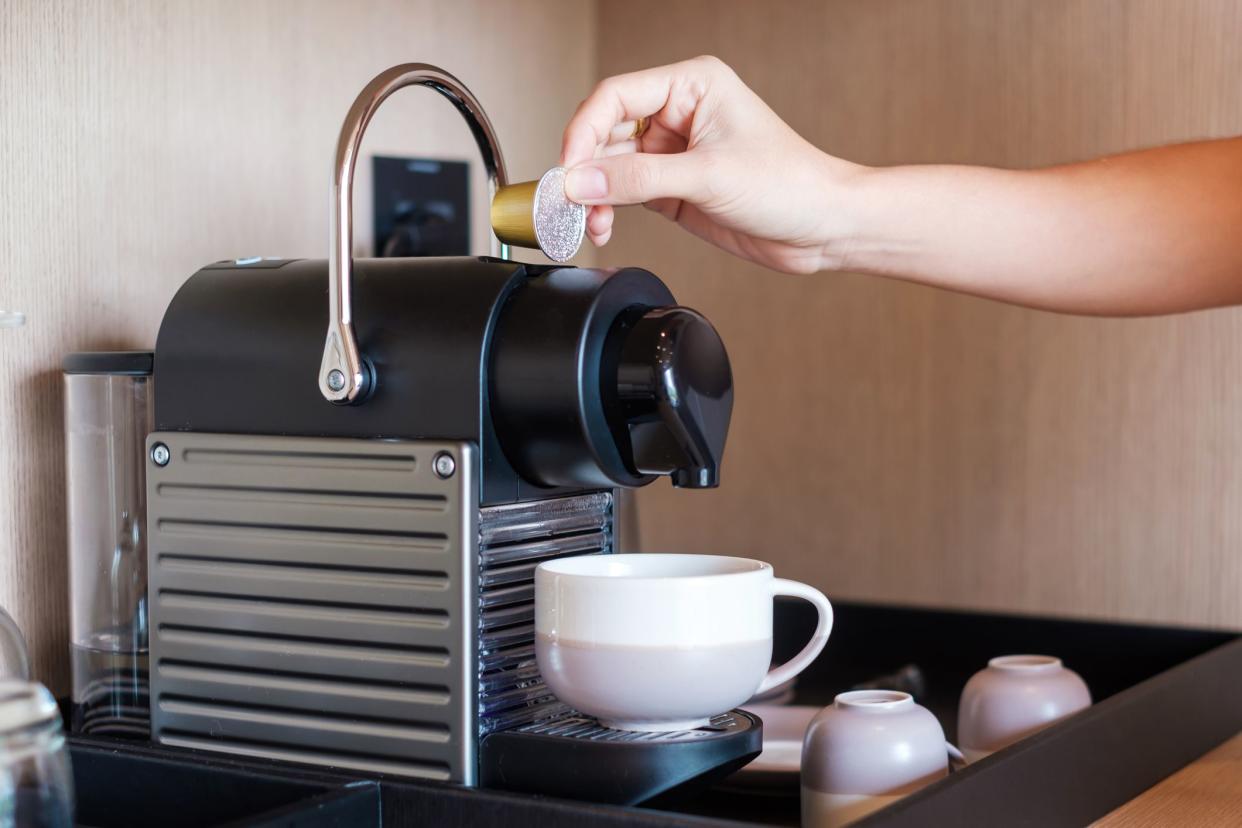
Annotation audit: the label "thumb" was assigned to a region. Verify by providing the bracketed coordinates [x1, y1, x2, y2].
[564, 152, 702, 206]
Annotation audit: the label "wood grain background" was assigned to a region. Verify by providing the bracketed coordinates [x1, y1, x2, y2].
[0, 0, 596, 692]
[5, 0, 1242, 695]
[598, 1, 1242, 629]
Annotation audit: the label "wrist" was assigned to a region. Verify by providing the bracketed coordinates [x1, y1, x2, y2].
[812, 153, 874, 272]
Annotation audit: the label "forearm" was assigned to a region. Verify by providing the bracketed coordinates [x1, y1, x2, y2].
[828, 138, 1242, 315]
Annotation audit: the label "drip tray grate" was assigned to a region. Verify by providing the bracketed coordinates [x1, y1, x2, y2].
[479, 709, 762, 805]
[515, 712, 743, 742]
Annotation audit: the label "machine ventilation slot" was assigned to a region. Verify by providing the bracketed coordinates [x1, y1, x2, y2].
[476, 493, 613, 736]
[157, 659, 451, 702]
[158, 731, 452, 781]
[156, 623, 451, 657]
[157, 694, 451, 736]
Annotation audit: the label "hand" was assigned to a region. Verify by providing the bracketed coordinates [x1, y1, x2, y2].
[560, 55, 861, 275]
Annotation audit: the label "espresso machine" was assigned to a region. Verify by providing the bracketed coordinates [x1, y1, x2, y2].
[142, 64, 754, 804]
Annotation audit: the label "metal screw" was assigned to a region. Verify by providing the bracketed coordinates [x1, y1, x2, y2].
[326, 369, 346, 392]
[151, 443, 171, 467]
[433, 452, 456, 479]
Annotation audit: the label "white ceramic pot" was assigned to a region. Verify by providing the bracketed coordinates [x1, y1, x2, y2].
[535, 554, 833, 732]
[801, 690, 952, 828]
[957, 655, 1091, 762]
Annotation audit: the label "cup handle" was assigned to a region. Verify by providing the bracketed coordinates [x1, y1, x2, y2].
[754, 578, 834, 695]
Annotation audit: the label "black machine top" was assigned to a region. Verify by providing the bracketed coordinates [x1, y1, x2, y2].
[63, 351, 154, 376]
[153, 255, 732, 505]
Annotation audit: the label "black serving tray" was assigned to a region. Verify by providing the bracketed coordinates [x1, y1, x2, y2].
[67, 601, 1242, 827]
[662, 600, 1242, 826]
[69, 738, 378, 828]
[67, 737, 720, 828]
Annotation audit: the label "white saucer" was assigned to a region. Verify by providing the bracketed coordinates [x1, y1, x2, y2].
[730, 703, 820, 787]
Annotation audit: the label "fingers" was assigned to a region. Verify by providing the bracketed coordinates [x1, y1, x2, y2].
[565, 151, 702, 206]
[560, 56, 728, 167]
[606, 120, 644, 146]
[598, 121, 688, 160]
[586, 205, 613, 246]
[601, 139, 639, 158]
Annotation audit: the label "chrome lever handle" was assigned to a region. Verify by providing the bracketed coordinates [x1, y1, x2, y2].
[319, 63, 510, 404]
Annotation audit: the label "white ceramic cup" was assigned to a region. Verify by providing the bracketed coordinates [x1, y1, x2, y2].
[534, 553, 833, 732]
[801, 690, 956, 828]
[957, 655, 1092, 762]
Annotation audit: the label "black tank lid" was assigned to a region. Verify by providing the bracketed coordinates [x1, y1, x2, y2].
[63, 351, 154, 376]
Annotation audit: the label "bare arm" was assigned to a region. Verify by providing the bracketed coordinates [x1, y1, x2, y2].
[561, 57, 1242, 316]
[838, 141, 1242, 315]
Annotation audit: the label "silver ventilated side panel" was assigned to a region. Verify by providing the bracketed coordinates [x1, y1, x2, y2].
[477, 493, 613, 736]
[146, 433, 477, 783]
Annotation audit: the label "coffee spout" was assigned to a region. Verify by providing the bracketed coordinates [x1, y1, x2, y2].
[615, 307, 733, 489]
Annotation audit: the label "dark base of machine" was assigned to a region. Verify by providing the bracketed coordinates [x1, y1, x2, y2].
[479, 711, 763, 805]
[64, 600, 1242, 828]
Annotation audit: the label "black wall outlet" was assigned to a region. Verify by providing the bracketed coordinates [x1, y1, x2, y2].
[372, 156, 470, 257]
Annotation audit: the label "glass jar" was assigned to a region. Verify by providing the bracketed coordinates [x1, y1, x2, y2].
[0, 681, 74, 828]
[1, 320, 30, 683]
[0, 610, 27, 682]
[62, 352, 153, 738]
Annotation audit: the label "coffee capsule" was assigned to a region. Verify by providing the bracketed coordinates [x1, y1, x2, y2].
[491, 166, 585, 262]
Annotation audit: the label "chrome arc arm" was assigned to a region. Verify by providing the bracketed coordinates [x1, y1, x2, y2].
[319, 63, 510, 403]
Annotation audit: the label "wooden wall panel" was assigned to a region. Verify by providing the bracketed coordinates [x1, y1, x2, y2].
[0, 0, 596, 691]
[596, 1, 1242, 629]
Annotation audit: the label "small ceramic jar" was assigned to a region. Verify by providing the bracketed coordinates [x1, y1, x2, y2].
[802, 690, 951, 828]
[958, 655, 1091, 762]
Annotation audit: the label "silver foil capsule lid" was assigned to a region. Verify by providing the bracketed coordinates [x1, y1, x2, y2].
[531, 166, 586, 262]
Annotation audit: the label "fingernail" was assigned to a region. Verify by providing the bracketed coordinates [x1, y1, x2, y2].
[565, 166, 608, 201]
